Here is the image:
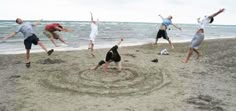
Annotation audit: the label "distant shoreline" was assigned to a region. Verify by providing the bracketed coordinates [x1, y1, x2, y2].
[1, 37, 235, 55]
[1, 20, 236, 26]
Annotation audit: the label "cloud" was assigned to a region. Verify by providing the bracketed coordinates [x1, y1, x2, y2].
[0, 0, 235, 24]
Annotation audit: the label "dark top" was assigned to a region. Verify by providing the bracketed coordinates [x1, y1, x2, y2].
[105, 45, 121, 62]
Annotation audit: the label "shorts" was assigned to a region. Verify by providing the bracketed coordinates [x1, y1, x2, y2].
[24, 34, 39, 49]
[156, 30, 169, 40]
[190, 33, 204, 49]
[98, 60, 106, 65]
[43, 30, 59, 39]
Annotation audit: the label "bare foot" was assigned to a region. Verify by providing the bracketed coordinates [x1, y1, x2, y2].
[196, 53, 202, 59]
[152, 42, 157, 46]
[171, 45, 175, 49]
[90, 67, 95, 70]
[182, 59, 188, 63]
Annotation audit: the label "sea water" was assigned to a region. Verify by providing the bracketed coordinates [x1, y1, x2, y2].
[0, 20, 235, 54]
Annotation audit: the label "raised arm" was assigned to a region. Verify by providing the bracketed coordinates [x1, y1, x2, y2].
[209, 8, 225, 18]
[117, 38, 124, 46]
[90, 12, 96, 24]
[197, 18, 201, 23]
[2, 32, 17, 41]
[158, 14, 164, 20]
[32, 19, 43, 27]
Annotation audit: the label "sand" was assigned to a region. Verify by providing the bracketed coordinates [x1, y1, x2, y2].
[0, 38, 235, 111]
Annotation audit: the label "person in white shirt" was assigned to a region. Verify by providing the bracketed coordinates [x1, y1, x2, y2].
[183, 9, 225, 63]
[88, 12, 98, 57]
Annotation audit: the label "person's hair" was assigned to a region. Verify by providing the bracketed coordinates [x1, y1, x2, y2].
[15, 18, 19, 23]
[209, 17, 214, 23]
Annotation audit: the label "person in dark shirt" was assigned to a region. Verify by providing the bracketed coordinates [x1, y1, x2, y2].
[90, 38, 124, 73]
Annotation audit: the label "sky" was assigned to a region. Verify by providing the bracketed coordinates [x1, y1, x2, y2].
[0, 0, 235, 25]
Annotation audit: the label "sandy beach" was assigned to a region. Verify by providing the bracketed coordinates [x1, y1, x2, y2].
[0, 38, 235, 111]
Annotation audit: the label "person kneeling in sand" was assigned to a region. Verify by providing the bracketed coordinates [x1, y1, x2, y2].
[2, 18, 54, 68]
[43, 23, 72, 47]
[90, 38, 124, 74]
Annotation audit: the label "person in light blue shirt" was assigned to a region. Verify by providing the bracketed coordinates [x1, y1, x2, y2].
[154, 15, 182, 49]
[2, 18, 54, 68]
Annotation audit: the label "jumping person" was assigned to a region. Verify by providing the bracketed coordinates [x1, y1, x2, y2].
[43, 23, 72, 47]
[90, 38, 124, 74]
[183, 8, 225, 63]
[2, 18, 54, 68]
[88, 12, 98, 57]
[154, 14, 182, 49]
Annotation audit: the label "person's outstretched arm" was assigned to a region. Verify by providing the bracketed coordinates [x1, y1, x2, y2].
[158, 14, 164, 20]
[209, 8, 225, 18]
[172, 24, 182, 30]
[197, 18, 201, 23]
[117, 38, 124, 46]
[103, 62, 109, 74]
[32, 19, 43, 27]
[54, 26, 73, 32]
[90, 12, 96, 24]
[2, 32, 17, 41]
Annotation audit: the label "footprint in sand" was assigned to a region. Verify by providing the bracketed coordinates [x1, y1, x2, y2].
[37, 58, 65, 64]
[186, 95, 225, 111]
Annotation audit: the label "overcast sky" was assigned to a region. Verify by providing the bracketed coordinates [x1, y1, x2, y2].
[1, 0, 235, 25]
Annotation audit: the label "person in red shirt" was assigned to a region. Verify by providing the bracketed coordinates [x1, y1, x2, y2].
[43, 23, 71, 47]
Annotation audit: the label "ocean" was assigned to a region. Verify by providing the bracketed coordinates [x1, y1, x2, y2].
[0, 20, 235, 54]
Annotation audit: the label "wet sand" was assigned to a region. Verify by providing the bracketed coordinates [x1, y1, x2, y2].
[0, 38, 235, 111]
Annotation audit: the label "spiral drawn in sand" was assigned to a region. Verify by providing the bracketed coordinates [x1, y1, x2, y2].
[40, 66, 170, 96]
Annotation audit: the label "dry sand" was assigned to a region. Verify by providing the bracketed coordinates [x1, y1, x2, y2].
[0, 38, 235, 111]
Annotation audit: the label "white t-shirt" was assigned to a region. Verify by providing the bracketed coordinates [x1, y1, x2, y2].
[90, 23, 98, 35]
[198, 16, 210, 30]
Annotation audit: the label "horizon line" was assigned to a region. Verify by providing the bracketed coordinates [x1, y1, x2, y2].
[0, 20, 235, 26]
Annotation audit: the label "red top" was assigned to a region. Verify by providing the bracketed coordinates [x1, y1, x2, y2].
[45, 23, 62, 32]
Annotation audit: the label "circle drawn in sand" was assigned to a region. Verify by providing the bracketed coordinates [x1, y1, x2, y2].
[41, 66, 170, 96]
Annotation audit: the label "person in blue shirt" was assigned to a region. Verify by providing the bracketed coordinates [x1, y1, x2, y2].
[154, 14, 182, 49]
[2, 18, 54, 68]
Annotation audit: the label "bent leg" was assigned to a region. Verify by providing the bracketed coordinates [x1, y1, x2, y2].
[183, 48, 194, 63]
[193, 48, 201, 59]
[167, 39, 174, 49]
[115, 62, 122, 71]
[37, 41, 48, 52]
[57, 35, 67, 44]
